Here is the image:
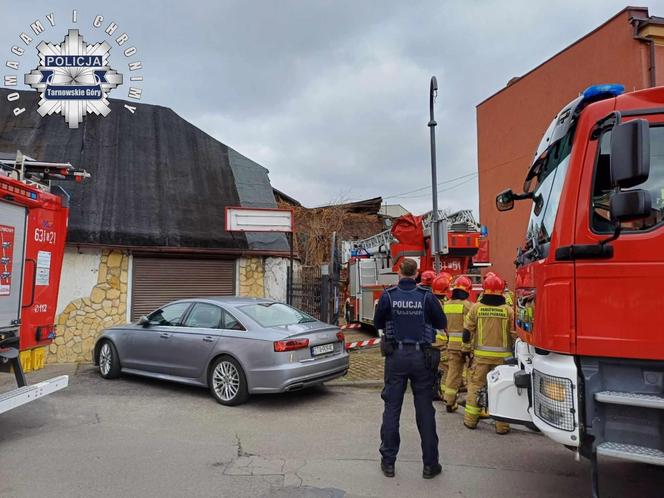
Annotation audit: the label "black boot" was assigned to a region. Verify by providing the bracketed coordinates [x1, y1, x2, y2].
[381, 461, 395, 478]
[422, 463, 442, 479]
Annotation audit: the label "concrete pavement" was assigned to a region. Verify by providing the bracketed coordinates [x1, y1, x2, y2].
[1, 364, 662, 497]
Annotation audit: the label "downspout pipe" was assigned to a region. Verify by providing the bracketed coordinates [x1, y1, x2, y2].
[631, 16, 657, 87]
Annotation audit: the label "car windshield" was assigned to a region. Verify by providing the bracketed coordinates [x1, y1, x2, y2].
[238, 303, 317, 327]
[520, 129, 573, 263]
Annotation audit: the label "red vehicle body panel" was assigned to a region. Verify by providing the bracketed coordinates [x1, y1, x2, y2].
[516, 86, 664, 361]
[0, 176, 69, 352]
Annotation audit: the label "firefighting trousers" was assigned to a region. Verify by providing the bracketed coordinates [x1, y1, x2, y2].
[380, 348, 439, 466]
[463, 361, 510, 433]
[443, 350, 466, 406]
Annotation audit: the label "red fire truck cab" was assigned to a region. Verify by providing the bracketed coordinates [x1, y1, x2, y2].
[0, 151, 88, 415]
[486, 84, 664, 492]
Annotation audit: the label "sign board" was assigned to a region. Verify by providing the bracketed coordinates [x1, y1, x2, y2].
[225, 207, 294, 233]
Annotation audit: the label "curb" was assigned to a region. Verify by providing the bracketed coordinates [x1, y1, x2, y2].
[327, 379, 383, 388]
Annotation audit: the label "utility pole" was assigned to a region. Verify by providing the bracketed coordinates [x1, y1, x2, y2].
[428, 76, 441, 272]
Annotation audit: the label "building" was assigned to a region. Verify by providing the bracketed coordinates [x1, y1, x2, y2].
[0, 89, 291, 364]
[477, 6, 664, 286]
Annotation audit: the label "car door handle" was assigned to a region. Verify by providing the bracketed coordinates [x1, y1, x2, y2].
[160, 333, 171, 339]
[203, 336, 214, 343]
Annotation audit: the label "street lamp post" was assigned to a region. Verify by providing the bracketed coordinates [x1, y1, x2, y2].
[428, 76, 441, 272]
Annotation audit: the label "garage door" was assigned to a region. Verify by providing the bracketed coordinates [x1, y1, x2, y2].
[131, 256, 236, 321]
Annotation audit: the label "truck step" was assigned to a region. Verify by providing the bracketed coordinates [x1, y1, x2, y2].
[0, 375, 68, 415]
[597, 442, 664, 466]
[595, 391, 664, 410]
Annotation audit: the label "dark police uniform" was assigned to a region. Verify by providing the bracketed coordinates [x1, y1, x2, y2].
[374, 278, 447, 468]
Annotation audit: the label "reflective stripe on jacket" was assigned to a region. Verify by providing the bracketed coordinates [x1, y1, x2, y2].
[443, 299, 473, 351]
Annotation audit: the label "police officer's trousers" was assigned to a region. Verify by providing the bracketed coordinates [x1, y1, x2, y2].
[380, 347, 439, 466]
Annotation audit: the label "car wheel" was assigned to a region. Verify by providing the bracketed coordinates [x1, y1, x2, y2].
[208, 356, 249, 406]
[98, 340, 121, 379]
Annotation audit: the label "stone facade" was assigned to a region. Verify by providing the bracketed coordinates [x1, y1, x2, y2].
[238, 256, 265, 297]
[48, 250, 129, 364]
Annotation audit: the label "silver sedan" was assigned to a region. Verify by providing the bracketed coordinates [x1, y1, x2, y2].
[93, 297, 349, 405]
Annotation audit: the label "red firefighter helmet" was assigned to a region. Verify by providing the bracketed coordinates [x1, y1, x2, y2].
[440, 272, 453, 284]
[452, 275, 472, 293]
[420, 270, 436, 287]
[483, 271, 496, 281]
[432, 275, 450, 296]
[483, 274, 505, 295]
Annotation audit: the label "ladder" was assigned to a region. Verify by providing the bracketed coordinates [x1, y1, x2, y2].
[0, 150, 90, 190]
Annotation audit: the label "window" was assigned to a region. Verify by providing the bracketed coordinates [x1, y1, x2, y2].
[147, 302, 191, 326]
[221, 309, 245, 331]
[238, 303, 317, 328]
[519, 130, 573, 263]
[592, 126, 664, 232]
[183, 303, 222, 328]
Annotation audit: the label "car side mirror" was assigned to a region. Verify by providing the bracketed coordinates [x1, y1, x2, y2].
[610, 119, 650, 188]
[496, 189, 515, 212]
[139, 316, 151, 327]
[610, 189, 651, 222]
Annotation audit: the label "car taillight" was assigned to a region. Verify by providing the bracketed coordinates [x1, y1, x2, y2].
[336, 331, 345, 343]
[273, 338, 310, 352]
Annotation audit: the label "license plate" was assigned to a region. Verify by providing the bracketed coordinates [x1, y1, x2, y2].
[311, 343, 335, 356]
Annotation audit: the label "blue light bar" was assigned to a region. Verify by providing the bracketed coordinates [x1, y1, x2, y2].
[581, 84, 624, 103]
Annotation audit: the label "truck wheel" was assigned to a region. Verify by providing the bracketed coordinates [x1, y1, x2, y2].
[98, 341, 121, 379]
[208, 356, 249, 406]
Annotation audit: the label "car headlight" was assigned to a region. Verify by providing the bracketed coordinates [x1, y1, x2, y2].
[533, 370, 575, 431]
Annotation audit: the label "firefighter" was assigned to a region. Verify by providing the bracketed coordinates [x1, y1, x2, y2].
[441, 275, 473, 412]
[431, 275, 451, 350]
[374, 258, 446, 479]
[462, 273, 515, 434]
[419, 270, 436, 291]
[431, 275, 451, 400]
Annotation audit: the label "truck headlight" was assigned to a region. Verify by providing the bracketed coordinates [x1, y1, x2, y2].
[533, 370, 575, 431]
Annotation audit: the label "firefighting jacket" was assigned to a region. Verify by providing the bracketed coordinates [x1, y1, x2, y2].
[463, 301, 515, 364]
[443, 299, 473, 352]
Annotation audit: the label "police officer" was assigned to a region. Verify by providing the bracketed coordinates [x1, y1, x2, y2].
[374, 258, 447, 479]
[462, 273, 515, 434]
[441, 275, 474, 412]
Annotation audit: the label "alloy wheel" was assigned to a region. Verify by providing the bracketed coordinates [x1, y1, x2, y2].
[212, 360, 241, 402]
[100, 343, 112, 376]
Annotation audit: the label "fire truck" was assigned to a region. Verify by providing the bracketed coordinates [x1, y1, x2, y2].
[486, 84, 664, 494]
[0, 151, 88, 415]
[343, 209, 489, 328]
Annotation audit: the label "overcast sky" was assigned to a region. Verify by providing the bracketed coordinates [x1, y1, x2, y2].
[1, 1, 661, 216]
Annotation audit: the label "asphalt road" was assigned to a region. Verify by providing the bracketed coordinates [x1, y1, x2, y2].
[1, 365, 662, 498]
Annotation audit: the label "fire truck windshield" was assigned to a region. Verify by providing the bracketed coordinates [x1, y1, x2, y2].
[519, 130, 573, 264]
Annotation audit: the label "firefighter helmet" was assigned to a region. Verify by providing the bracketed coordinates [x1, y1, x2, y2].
[432, 275, 450, 296]
[483, 274, 505, 295]
[483, 271, 496, 281]
[452, 275, 472, 293]
[420, 270, 436, 287]
[440, 272, 453, 284]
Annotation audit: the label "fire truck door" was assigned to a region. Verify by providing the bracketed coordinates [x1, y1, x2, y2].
[0, 202, 26, 332]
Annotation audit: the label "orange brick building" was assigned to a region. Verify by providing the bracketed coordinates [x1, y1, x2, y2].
[477, 6, 664, 287]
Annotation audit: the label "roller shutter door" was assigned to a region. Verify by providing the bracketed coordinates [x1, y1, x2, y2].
[131, 256, 236, 321]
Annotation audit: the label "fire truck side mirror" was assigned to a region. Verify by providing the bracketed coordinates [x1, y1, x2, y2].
[496, 189, 515, 211]
[139, 316, 151, 327]
[610, 189, 652, 222]
[610, 118, 650, 189]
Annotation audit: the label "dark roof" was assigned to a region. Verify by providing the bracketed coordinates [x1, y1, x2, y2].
[316, 196, 383, 214]
[0, 89, 288, 253]
[273, 188, 301, 206]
